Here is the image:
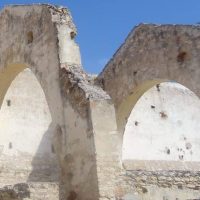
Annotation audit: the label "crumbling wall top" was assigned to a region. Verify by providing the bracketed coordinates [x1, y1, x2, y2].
[96, 23, 200, 108]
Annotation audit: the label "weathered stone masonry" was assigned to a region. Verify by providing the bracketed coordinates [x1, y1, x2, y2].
[0, 4, 200, 200]
[96, 24, 200, 200]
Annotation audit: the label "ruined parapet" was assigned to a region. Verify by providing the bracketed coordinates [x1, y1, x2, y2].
[96, 24, 200, 108]
[47, 4, 82, 66]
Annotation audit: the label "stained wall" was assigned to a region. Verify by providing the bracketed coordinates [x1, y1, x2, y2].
[97, 24, 200, 109]
[96, 24, 200, 200]
[123, 82, 200, 165]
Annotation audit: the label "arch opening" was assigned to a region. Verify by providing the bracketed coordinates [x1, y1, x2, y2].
[0, 67, 59, 198]
[121, 81, 200, 170]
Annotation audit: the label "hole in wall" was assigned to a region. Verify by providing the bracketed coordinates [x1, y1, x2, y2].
[160, 111, 168, 119]
[179, 155, 184, 160]
[177, 51, 187, 63]
[27, 31, 33, 44]
[6, 99, 11, 106]
[156, 84, 160, 92]
[133, 71, 137, 76]
[101, 79, 105, 90]
[185, 142, 192, 150]
[67, 190, 77, 200]
[165, 147, 170, 155]
[141, 187, 148, 193]
[70, 31, 76, 40]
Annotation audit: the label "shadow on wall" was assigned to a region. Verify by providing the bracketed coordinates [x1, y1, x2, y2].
[27, 121, 60, 183]
[0, 65, 100, 200]
[0, 67, 62, 199]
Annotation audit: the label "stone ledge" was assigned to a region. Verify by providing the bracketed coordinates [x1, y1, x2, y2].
[123, 160, 200, 171]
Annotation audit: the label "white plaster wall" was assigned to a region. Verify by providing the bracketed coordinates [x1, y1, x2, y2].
[0, 68, 59, 187]
[57, 25, 82, 65]
[122, 82, 200, 162]
[0, 68, 53, 156]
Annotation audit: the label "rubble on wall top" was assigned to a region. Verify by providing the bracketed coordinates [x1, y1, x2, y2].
[46, 4, 77, 33]
[61, 64, 111, 101]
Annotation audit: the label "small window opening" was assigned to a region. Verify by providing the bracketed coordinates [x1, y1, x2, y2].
[177, 51, 187, 63]
[27, 31, 33, 44]
[6, 99, 11, 106]
[70, 31, 76, 40]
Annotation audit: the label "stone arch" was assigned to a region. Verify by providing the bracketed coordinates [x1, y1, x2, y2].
[0, 62, 60, 120]
[0, 5, 112, 200]
[117, 79, 166, 137]
[0, 66, 60, 183]
[0, 5, 68, 159]
[118, 80, 200, 171]
[0, 5, 68, 199]
[0, 5, 67, 127]
[0, 64, 63, 199]
[0, 63, 56, 113]
[116, 79, 166, 165]
[96, 24, 200, 110]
